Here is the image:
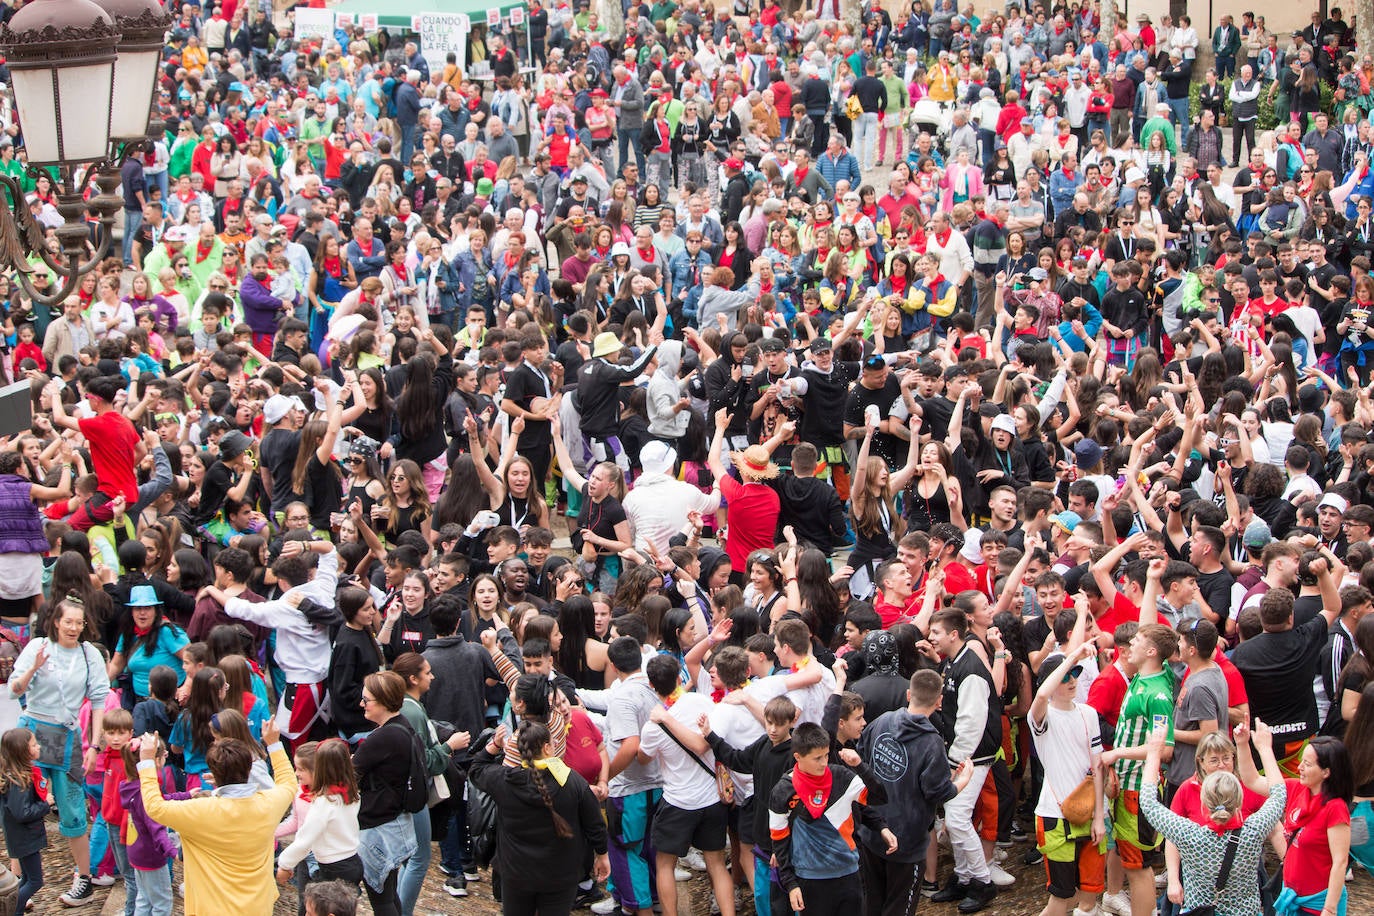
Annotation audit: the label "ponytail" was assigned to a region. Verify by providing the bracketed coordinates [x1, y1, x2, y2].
[517, 722, 572, 839]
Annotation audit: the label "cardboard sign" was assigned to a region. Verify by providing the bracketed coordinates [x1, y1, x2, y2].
[360, 13, 377, 29]
[418, 12, 470, 75]
[486, 8, 501, 26]
[335, 12, 353, 27]
[509, 6, 524, 25]
[293, 7, 335, 39]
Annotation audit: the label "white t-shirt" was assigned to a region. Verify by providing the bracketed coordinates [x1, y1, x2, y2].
[708, 700, 765, 800]
[751, 662, 837, 727]
[1029, 701, 1101, 820]
[639, 692, 719, 811]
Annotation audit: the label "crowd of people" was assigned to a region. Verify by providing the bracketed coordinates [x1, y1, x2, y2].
[0, 0, 1373, 916]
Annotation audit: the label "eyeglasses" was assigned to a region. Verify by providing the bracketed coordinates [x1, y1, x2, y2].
[361, 694, 375, 705]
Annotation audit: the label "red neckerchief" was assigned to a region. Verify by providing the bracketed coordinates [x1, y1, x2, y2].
[324, 255, 342, 277]
[927, 272, 946, 287]
[1058, 135, 1071, 148]
[223, 264, 240, 283]
[637, 245, 656, 261]
[392, 262, 408, 283]
[596, 245, 610, 259]
[133, 624, 151, 636]
[195, 238, 215, 263]
[889, 274, 908, 293]
[933, 227, 952, 247]
[792, 764, 833, 820]
[814, 217, 831, 230]
[1203, 811, 1243, 836]
[504, 252, 520, 269]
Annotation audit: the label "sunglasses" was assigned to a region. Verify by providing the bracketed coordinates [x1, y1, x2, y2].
[1061, 665, 1084, 683]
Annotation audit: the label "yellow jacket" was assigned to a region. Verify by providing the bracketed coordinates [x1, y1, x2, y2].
[139, 744, 296, 916]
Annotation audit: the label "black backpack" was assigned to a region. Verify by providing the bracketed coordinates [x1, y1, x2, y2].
[382, 719, 431, 814]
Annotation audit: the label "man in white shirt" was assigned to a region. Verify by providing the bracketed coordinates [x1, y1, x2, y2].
[623, 442, 721, 557]
[216, 535, 338, 748]
[638, 655, 738, 916]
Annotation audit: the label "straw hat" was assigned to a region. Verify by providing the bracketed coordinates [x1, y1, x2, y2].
[732, 445, 779, 481]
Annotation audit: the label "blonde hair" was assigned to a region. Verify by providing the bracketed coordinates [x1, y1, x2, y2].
[1199, 770, 1243, 824]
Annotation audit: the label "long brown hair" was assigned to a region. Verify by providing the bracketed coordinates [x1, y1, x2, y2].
[310, 738, 359, 804]
[291, 419, 337, 494]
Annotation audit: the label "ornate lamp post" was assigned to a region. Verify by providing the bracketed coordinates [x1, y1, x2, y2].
[0, 0, 169, 306]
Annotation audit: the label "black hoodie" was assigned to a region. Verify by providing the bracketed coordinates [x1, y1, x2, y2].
[468, 744, 607, 890]
[855, 708, 959, 863]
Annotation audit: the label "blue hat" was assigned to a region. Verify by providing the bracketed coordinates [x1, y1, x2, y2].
[128, 585, 161, 608]
[1051, 511, 1082, 534]
[1019, 116, 1034, 127]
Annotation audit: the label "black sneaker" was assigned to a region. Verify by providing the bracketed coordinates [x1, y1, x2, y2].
[1010, 823, 1031, 843]
[957, 878, 997, 914]
[60, 874, 96, 907]
[920, 880, 941, 898]
[1023, 848, 1045, 866]
[444, 875, 469, 898]
[930, 875, 969, 903]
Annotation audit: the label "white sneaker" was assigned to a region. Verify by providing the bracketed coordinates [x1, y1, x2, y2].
[590, 897, 622, 915]
[988, 863, 1016, 887]
[674, 866, 692, 882]
[1100, 890, 1132, 916]
[89, 874, 116, 887]
[681, 850, 707, 871]
[992, 846, 1008, 863]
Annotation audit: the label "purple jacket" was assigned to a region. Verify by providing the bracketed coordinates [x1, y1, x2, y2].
[239, 275, 284, 336]
[119, 771, 185, 869]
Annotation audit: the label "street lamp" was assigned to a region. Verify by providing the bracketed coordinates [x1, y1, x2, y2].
[0, 0, 168, 306]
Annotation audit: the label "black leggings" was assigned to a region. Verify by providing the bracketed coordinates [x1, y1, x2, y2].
[365, 868, 401, 916]
[500, 883, 578, 916]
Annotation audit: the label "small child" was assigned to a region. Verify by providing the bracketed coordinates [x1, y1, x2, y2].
[169, 666, 224, 790]
[275, 739, 363, 893]
[100, 710, 137, 915]
[10, 324, 44, 375]
[304, 880, 359, 916]
[768, 722, 896, 915]
[118, 735, 180, 916]
[0, 728, 49, 914]
[132, 665, 180, 744]
[276, 741, 319, 911]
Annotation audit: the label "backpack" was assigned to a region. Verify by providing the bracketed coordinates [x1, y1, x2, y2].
[386, 719, 431, 814]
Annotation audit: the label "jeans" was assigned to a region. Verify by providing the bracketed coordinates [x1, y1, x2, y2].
[14, 852, 42, 915]
[945, 763, 992, 883]
[112, 842, 136, 916]
[397, 804, 431, 916]
[438, 789, 474, 874]
[132, 864, 173, 916]
[400, 123, 418, 163]
[854, 112, 880, 168]
[122, 208, 143, 266]
[617, 127, 645, 175]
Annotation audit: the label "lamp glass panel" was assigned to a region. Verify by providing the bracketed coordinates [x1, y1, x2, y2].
[8, 67, 60, 163]
[56, 62, 114, 162]
[109, 48, 159, 139]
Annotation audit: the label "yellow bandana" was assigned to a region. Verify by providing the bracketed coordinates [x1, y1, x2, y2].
[523, 756, 571, 786]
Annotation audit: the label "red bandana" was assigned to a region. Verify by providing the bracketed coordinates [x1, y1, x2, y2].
[792, 764, 832, 820]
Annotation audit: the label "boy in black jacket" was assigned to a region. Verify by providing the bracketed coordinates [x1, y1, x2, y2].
[856, 669, 973, 916]
[704, 693, 799, 916]
[768, 723, 897, 915]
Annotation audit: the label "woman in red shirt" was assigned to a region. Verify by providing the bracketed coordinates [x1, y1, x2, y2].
[1238, 725, 1351, 916]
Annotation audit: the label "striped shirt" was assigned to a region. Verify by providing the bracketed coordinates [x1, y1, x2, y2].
[1112, 668, 1175, 792]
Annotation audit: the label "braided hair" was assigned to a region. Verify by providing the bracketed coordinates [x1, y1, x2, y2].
[516, 722, 572, 839]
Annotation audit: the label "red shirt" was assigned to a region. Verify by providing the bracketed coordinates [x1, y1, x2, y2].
[78, 411, 141, 503]
[875, 592, 920, 629]
[564, 707, 605, 786]
[1215, 653, 1248, 707]
[941, 560, 976, 596]
[1282, 778, 1351, 897]
[719, 475, 780, 570]
[1087, 660, 1129, 736]
[1171, 776, 1267, 822]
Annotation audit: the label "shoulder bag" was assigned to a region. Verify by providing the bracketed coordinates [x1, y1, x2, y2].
[1182, 829, 1241, 916]
[658, 720, 735, 806]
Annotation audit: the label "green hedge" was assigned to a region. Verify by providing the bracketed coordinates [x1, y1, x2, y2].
[1187, 77, 1337, 132]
